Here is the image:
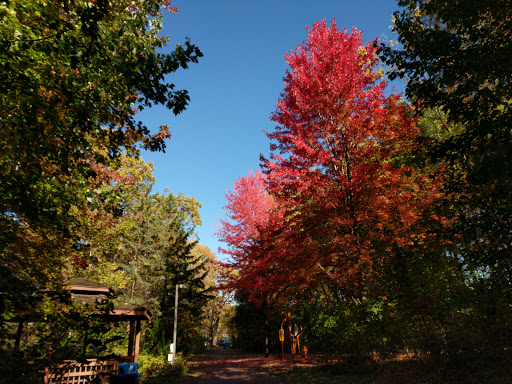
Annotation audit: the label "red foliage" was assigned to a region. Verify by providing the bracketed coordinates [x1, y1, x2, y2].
[217, 171, 275, 254]
[70, 255, 88, 267]
[218, 20, 444, 303]
[260, 19, 443, 296]
[215, 170, 285, 304]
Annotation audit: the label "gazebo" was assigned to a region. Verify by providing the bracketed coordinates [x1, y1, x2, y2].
[41, 278, 152, 384]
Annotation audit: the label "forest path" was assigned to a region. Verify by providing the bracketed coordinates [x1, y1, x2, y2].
[170, 346, 303, 383]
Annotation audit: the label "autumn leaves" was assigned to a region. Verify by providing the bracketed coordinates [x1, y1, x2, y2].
[217, 20, 444, 304]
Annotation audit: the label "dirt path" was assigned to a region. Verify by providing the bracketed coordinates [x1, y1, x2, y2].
[171, 347, 307, 383]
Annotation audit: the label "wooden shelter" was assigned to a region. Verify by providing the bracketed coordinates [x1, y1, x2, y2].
[65, 278, 151, 363]
[40, 278, 151, 384]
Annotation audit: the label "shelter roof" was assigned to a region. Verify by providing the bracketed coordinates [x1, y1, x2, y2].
[65, 278, 151, 321]
[65, 278, 113, 295]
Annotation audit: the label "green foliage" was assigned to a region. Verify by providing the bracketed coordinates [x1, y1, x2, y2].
[229, 297, 283, 356]
[1, 0, 201, 228]
[380, 0, 511, 125]
[378, 0, 512, 375]
[0, 289, 123, 384]
[380, 0, 512, 275]
[68, 156, 211, 357]
[0, 4, 204, 380]
[1, 140, 209, 378]
[139, 199, 210, 355]
[0, 0, 202, 348]
[138, 352, 188, 382]
[230, 297, 268, 353]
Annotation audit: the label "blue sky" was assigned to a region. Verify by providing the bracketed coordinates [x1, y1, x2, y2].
[139, 0, 403, 259]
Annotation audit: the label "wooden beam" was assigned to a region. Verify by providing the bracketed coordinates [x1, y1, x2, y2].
[128, 320, 135, 357]
[14, 321, 23, 352]
[111, 308, 151, 321]
[134, 320, 141, 363]
[67, 284, 112, 294]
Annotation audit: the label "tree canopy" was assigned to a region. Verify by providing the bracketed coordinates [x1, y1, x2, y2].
[380, 0, 512, 289]
[0, 0, 202, 317]
[0, 1, 207, 380]
[218, 21, 444, 306]
[218, 17, 512, 378]
[1, 0, 201, 229]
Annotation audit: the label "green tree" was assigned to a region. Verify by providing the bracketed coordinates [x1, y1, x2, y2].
[0, 0, 202, 327]
[380, 0, 512, 273]
[380, 0, 510, 126]
[381, 3, 512, 370]
[67, 153, 210, 356]
[143, 204, 210, 355]
[0, 0, 202, 376]
[1, 0, 201, 228]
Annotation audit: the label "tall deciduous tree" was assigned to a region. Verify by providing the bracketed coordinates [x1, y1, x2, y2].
[261, 20, 443, 299]
[1, 0, 201, 228]
[0, 0, 203, 374]
[0, 0, 201, 336]
[216, 170, 283, 304]
[192, 243, 232, 346]
[215, 170, 284, 356]
[380, 0, 511, 126]
[379, 0, 512, 335]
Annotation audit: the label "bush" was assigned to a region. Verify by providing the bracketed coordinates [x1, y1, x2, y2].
[138, 353, 188, 382]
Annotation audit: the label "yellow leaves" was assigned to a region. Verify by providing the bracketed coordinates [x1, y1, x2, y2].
[174, 192, 202, 227]
[114, 152, 156, 187]
[0, 3, 16, 19]
[78, 262, 129, 290]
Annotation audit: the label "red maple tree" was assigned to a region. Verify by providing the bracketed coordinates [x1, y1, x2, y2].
[216, 20, 444, 304]
[258, 20, 443, 297]
[215, 170, 285, 304]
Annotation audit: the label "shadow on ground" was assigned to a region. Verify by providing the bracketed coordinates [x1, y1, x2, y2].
[168, 347, 308, 383]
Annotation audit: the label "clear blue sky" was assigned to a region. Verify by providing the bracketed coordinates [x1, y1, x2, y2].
[139, 0, 403, 259]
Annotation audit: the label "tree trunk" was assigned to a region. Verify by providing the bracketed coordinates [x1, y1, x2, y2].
[211, 316, 220, 345]
[264, 302, 270, 358]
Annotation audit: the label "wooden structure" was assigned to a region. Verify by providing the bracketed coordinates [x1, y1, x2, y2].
[67, 278, 151, 364]
[44, 358, 131, 384]
[37, 278, 151, 384]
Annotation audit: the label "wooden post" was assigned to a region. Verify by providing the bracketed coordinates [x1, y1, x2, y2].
[134, 320, 141, 363]
[14, 321, 24, 352]
[82, 330, 88, 357]
[128, 320, 135, 359]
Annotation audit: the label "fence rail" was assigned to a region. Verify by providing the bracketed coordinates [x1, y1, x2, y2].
[44, 357, 134, 384]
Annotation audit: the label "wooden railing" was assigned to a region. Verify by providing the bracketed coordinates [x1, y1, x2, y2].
[44, 356, 134, 384]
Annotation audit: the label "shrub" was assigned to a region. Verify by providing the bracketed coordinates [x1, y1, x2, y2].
[138, 352, 187, 382]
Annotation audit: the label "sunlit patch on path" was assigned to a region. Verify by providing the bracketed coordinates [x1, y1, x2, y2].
[171, 347, 312, 383]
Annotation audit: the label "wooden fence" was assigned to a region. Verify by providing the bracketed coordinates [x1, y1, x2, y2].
[44, 357, 134, 384]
